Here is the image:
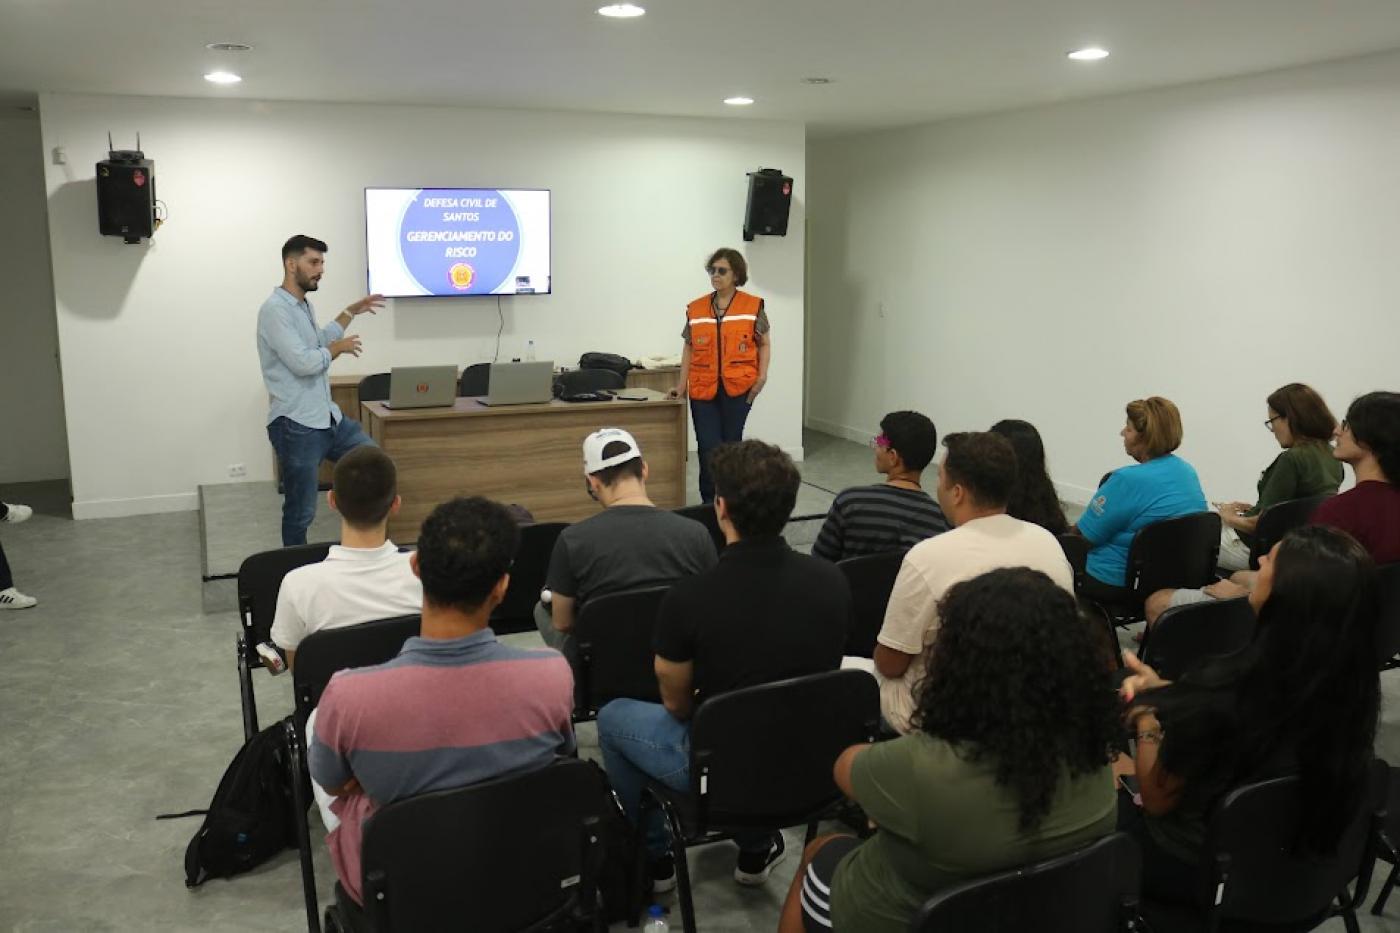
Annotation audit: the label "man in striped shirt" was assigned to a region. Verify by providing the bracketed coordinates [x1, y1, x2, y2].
[309, 496, 575, 905]
[812, 411, 949, 562]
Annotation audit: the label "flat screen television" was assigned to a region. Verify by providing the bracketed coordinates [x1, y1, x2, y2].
[365, 187, 551, 297]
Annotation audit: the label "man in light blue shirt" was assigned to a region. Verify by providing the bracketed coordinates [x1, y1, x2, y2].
[258, 234, 385, 545]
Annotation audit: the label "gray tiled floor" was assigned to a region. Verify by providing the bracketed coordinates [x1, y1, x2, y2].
[1, 435, 1397, 932]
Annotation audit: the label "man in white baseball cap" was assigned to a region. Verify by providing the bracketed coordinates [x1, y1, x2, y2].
[534, 428, 717, 673]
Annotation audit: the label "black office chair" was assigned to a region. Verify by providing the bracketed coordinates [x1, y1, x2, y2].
[458, 363, 490, 397]
[1059, 533, 1091, 591]
[554, 368, 624, 397]
[635, 669, 881, 933]
[1079, 597, 1122, 672]
[1090, 512, 1222, 626]
[323, 759, 607, 933]
[1372, 564, 1400, 671]
[1140, 597, 1255, 682]
[572, 586, 669, 721]
[490, 522, 568, 635]
[1142, 759, 1387, 933]
[909, 832, 1148, 932]
[283, 614, 422, 933]
[673, 504, 727, 555]
[356, 372, 392, 404]
[235, 543, 334, 741]
[837, 550, 906, 658]
[1369, 766, 1400, 915]
[1249, 495, 1331, 570]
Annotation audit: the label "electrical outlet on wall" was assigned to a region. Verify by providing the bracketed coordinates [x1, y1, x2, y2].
[227, 463, 246, 478]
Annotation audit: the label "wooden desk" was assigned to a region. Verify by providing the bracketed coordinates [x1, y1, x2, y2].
[362, 393, 687, 541]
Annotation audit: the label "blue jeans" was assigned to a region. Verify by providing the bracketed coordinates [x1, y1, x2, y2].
[690, 384, 752, 503]
[597, 698, 773, 859]
[267, 416, 374, 546]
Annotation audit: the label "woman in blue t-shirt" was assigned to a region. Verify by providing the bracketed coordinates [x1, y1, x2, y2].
[1073, 396, 1206, 605]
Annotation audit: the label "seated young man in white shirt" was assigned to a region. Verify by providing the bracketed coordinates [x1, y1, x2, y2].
[268, 444, 422, 831]
[269, 445, 421, 670]
[874, 432, 1074, 733]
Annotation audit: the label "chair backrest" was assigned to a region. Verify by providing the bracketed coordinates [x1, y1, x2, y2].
[1374, 563, 1400, 667]
[359, 758, 607, 933]
[490, 522, 568, 634]
[292, 614, 422, 722]
[458, 362, 490, 397]
[236, 543, 334, 653]
[837, 550, 906, 657]
[688, 669, 880, 830]
[909, 832, 1143, 933]
[573, 586, 668, 716]
[553, 368, 625, 397]
[1126, 511, 1222, 598]
[1249, 494, 1331, 569]
[356, 372, 393, 403]
[1142, 597, 1255, 682]
[1206, 758, 1387, 925]
[673, 503, 727, 555]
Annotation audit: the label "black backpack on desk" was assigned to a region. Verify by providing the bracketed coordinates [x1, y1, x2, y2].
[578, 352, 633, 379]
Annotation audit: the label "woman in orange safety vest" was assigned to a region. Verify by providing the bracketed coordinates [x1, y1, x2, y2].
[668, 248, 772, 502]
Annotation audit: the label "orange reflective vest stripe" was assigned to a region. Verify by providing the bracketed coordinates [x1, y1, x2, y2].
[685, 290, 762, 401]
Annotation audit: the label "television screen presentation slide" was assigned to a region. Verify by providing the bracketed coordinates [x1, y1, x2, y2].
[365, 188, 551, 297]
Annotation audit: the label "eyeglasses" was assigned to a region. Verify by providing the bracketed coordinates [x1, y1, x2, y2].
[868, 434, 892, 450]
[1263, 415, 1284, 429]
[707, 266, 732, 277]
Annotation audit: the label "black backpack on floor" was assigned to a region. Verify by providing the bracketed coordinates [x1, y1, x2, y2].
[165, 719, 301, 887]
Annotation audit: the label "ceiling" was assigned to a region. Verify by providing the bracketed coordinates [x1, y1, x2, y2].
[4, 0, 1400, 135]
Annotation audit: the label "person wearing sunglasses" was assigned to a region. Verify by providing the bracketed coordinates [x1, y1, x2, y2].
[812, 411, 949, 562]
[668, 248, 771, 502]
[1143, 383, 1342, 625]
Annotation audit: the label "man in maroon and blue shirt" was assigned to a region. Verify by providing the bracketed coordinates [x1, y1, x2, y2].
[310, 496, 575, 905]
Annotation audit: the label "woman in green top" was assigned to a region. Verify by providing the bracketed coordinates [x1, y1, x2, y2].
[1144, 383, 1343, 625]
[1216, 383, 1342, 569]
[778, 568, 1122, 933]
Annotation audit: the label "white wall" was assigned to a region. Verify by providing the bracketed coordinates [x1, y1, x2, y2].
[808, 51, 1400, 505]
[39, 94, 805, 518]
[0, 109, 68, 484]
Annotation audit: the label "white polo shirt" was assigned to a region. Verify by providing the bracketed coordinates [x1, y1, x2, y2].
[270, 541, 422, 651]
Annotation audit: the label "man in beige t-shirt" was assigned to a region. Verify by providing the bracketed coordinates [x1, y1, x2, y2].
[875, 431, 1074, 732]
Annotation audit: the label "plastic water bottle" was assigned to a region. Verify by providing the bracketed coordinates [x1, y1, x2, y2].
[525, 339, 537, 362]
[642, 904, 669, 932]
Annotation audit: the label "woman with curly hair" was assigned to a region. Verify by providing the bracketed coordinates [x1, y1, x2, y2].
[778, 567, 1121, 933]
[1118, 524, 1380, 906]
[990, 418, 1068, 535]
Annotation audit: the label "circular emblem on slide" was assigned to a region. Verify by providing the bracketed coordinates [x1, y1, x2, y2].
[398, 191, 521, 295]
[449, 263, 475, 291]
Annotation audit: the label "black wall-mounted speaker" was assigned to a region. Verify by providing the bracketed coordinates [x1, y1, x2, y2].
[743, 169, 792, 241]
[96, 157, 156, 244]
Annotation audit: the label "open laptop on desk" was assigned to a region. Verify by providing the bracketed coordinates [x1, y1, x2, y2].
[383, 365, 457, 410]
[479, 361, 555, 406]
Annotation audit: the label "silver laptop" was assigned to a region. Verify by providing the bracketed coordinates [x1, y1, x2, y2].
[480, 361, 556, 406]
[384, 365, 457, 410]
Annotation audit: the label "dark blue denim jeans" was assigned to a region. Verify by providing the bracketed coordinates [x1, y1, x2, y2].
[267, 416, 374, 546]
[690, 384, 753, 503]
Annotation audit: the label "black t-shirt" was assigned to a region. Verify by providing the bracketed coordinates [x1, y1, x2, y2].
[653, 535, 850, 705]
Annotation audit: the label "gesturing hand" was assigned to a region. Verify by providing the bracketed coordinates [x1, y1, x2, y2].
[331, 334, 362, 359]
[1119, 650, 1168, 704]
[346, 294, 385, 317]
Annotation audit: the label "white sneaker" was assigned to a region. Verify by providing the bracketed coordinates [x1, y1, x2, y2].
[2, 503, 33, 524]
[0, 588, 37, 610]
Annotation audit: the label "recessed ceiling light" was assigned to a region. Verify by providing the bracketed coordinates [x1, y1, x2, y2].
[597, 3, 645, 17]
[204, 71, 243, 85]
[206, 42, 253, 52]
[723, 96, 754, 106]
[1067, 47, 1110, 61]
[801, 77, 833, 85]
